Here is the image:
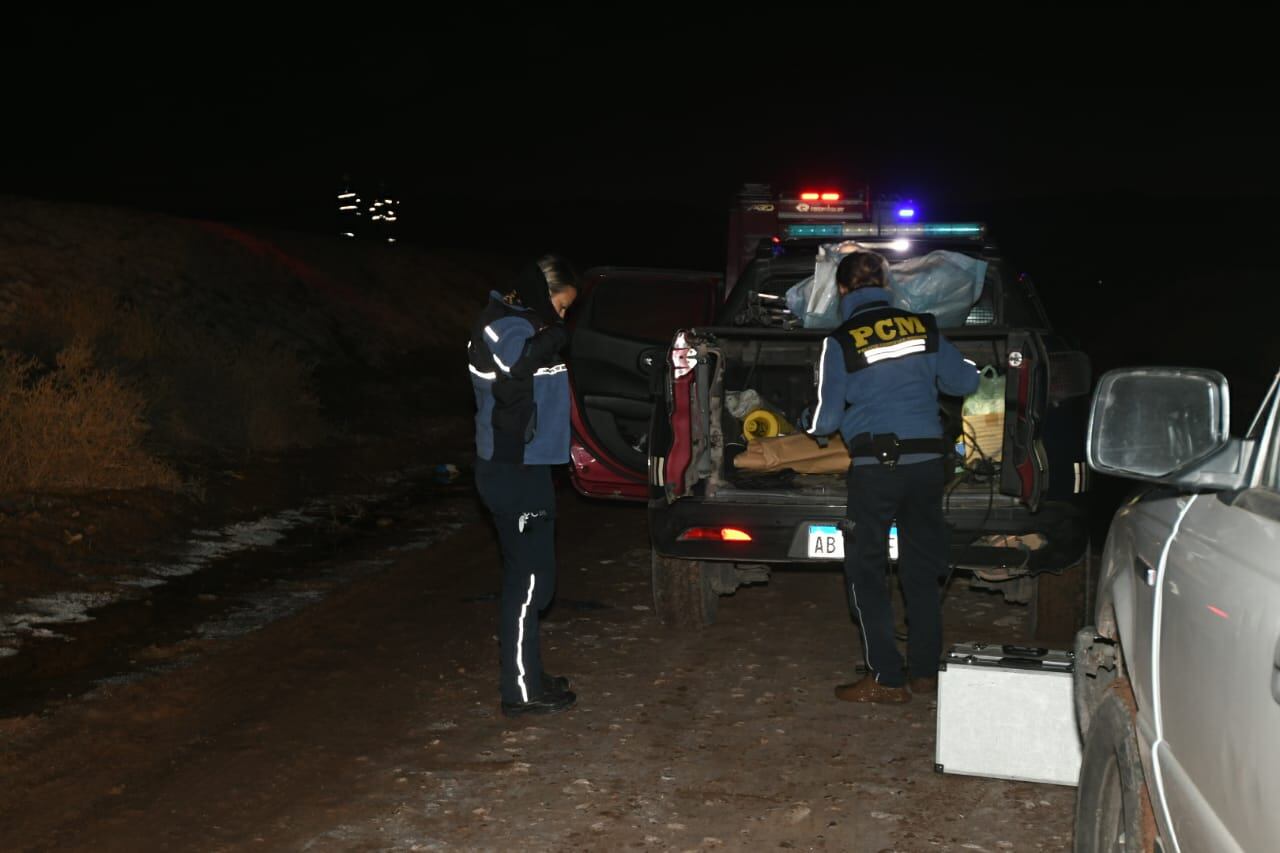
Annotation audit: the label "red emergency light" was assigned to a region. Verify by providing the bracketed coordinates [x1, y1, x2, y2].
[821, 192, 841, 201]
[799, 190, 842, 202]
[800, 192, 820, 201]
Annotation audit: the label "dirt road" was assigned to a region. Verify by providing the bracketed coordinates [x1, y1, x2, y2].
[0, 482, 1074, 852]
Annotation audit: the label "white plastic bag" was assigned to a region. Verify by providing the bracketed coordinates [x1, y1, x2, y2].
[886, 251, 987, 328]
[962, 365, 1005, 417]
[802, 242, 863, 328]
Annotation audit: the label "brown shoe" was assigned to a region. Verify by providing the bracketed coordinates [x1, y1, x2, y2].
[908, 676, 938, 696]
[833, 676, 910, 704]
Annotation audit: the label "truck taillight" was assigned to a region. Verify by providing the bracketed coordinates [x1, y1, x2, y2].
[670, 331, 698, 379]
[677, 527, 753, 542]
[1049, 351, 1091, 402]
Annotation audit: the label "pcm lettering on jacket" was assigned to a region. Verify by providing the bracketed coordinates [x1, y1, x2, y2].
[807, 287, 979, 446]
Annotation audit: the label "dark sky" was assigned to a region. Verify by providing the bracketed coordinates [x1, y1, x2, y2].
[5, 15, 1279, 403]
[7, 15, 1278, 215]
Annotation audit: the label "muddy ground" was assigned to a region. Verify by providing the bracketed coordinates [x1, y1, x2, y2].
[0, 460, 1076, 852]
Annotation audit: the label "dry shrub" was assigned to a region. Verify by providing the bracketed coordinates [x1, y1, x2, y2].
[147, 329, 327, 452]
[0, 341, 180, 494]
[12, 286, 328, 453]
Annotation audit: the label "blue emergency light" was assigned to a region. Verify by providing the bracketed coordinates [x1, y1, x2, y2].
[898, 207, 916, 219]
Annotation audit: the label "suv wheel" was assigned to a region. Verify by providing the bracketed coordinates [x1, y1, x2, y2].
[651, 551, 717, 628]
[1073, 683, 1157, 852]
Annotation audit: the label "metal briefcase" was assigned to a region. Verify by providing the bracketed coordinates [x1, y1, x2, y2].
[935, 642, 1082, 786]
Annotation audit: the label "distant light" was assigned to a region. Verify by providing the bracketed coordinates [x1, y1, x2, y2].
[1207, 604, 1230, 619]
[889, 239, 911, 252]
[337, 192, 355, 199]
[371, 214, 383, 221]
[387, 237, 397, 243]
[800, 192, 820, 201]
[341, 232, 355, 238]
[898, 208, 916, 219]
[339, 205, 357, 211]
[820, 192, 841, 201]
[771, 236, 781, 244]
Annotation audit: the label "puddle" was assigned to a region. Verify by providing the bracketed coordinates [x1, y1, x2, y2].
[0, 469, 478, 716]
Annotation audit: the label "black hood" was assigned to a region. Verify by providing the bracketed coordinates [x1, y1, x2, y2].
[511, 263, 559, 326]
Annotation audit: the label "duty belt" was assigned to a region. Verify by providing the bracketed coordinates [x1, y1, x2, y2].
[848, 432, 950, 469]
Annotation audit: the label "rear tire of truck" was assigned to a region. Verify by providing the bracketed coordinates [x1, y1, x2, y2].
[652, 551, 717, 629]
[1030, 542, 1091, 643]
[1073, 686, 1157, 852]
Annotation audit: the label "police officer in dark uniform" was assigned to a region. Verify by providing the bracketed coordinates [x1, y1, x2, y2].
[807, 251, 979, 703]
[468, 256, 579, 716]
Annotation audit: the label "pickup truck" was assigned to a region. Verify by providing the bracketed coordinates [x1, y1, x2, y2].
[567, 185, 1093, 639]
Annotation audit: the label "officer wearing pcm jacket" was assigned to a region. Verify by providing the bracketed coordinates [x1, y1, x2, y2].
[468, 257, 579, 716]
[807, 251, 979, 704]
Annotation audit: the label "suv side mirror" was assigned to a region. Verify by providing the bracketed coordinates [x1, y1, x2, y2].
[1087, 368, 1231, 482]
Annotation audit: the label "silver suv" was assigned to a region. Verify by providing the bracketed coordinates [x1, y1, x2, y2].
[1073, 366, 1280, 852]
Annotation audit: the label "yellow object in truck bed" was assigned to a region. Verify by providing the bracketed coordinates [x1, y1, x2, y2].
[742, 408, 792, 441]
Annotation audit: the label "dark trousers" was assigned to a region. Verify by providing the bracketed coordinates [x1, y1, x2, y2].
[475, 458, 557, 704]
[844, 458, 949, 687]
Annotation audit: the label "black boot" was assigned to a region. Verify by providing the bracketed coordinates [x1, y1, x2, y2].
[501, 687, 576, 717]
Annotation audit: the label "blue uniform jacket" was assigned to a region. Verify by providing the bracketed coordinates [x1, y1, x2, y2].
[807, 287, 980, 464]
[468, 291, 571, 465]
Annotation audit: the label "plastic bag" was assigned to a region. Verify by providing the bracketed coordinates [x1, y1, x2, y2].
[797, 241, 864, 329]
[726, 389, 764, 420]
[960, 366, 1005, 464]
[962, 365, 1005, 417]
[797, 245, 985, 330]
[886, 251, 987, 328]
[784, 277, 812, 319]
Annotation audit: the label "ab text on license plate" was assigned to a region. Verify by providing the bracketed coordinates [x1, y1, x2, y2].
[807, 524, 899, 560]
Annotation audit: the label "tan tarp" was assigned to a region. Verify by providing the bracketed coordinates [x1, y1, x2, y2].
[733, 433, 851, 475]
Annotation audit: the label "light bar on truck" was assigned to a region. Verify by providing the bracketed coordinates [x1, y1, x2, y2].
[784, 223, 878, 238]
[783, 222, 984, 239]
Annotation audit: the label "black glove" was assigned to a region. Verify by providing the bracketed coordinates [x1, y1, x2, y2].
[510, 324, 568, 378]
[529, 323, 568, 358]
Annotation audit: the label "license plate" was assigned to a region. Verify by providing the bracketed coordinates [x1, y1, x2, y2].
[807, 523, 899, 560]
[808, 524, 843, 559]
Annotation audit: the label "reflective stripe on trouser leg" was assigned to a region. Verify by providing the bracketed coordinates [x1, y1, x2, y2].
[848, 578, 877, 683]
[844, 463, 907, 687]
[515, 573, 536, 702]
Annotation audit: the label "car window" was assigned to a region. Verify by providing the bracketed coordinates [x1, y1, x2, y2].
[587, 278, 716, 344]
